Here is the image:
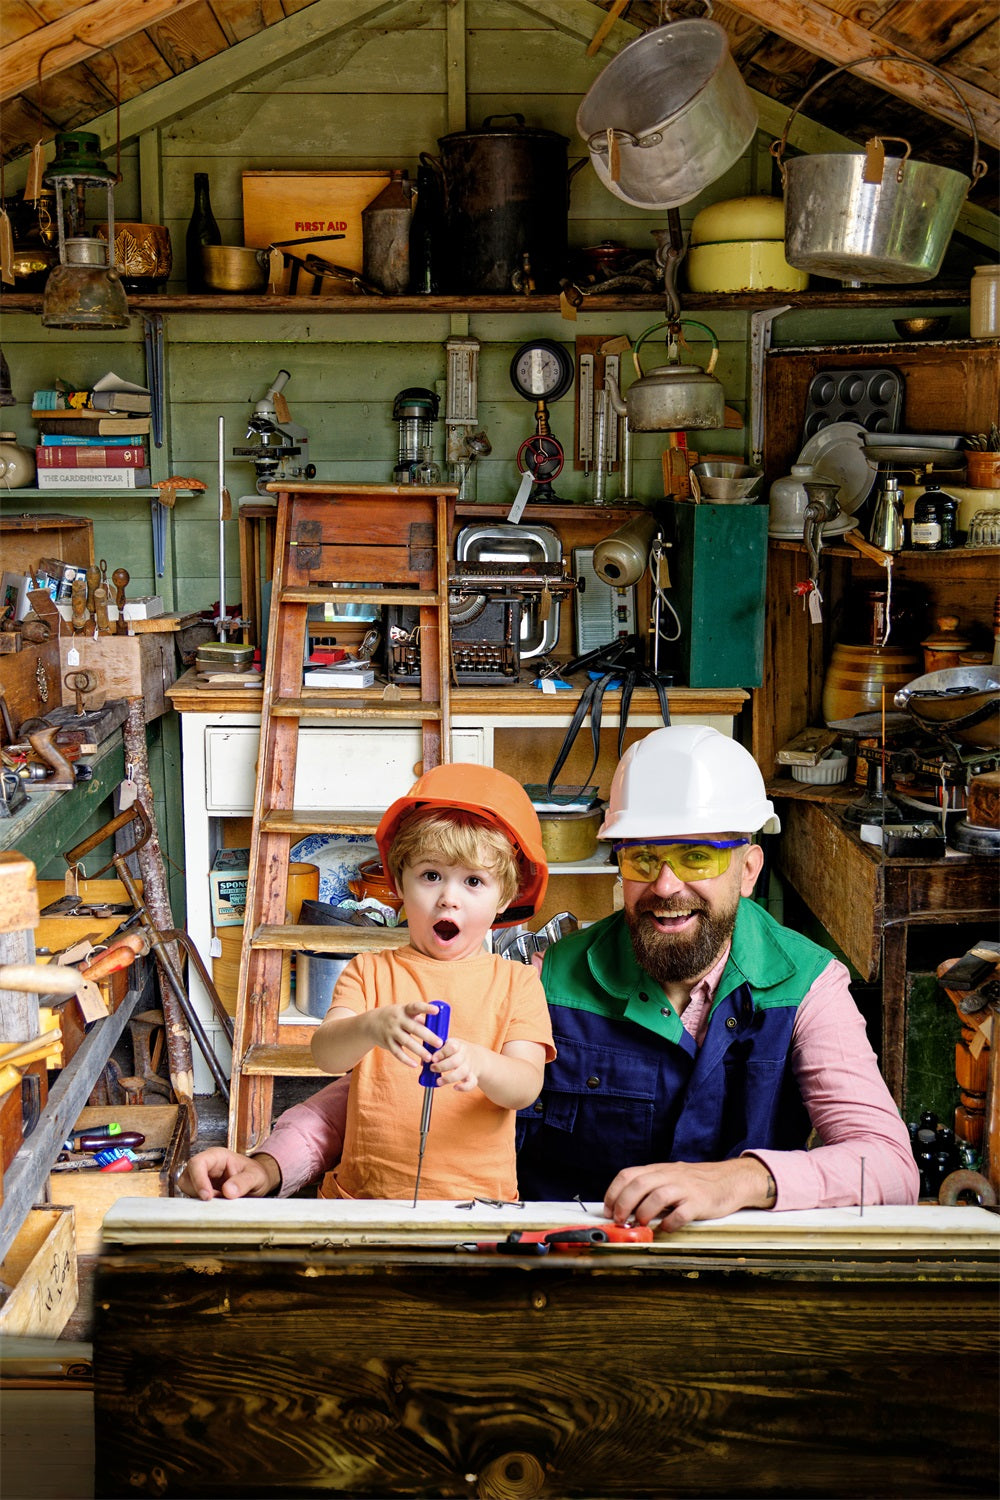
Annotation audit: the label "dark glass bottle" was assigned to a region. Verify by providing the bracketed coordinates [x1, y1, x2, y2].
[910, 486, 943, 550]
[409, 164, 442, 294]
[185, 172, 221, 293]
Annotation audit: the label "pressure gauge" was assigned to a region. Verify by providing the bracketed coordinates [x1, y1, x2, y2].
[509, 339, 574, 403]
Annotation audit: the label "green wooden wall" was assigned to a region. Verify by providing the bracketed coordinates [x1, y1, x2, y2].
[0, 0, 974, 918]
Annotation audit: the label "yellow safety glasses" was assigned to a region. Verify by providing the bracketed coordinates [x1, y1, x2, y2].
[614, 838, 749, 883]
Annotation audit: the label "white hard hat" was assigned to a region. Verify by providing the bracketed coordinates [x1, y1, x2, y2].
[598, 725, 780, 841]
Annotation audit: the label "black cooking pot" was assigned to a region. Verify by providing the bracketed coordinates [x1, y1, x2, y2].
[423, 115, 583, 293]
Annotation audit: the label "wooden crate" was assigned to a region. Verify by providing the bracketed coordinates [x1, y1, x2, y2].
[47, 1105, 189, 1256]
[0, 514, 94, 580]
[0, 1207, 77, 1337]
[242, 171, 389, 293]
[56, 630, 177, 719]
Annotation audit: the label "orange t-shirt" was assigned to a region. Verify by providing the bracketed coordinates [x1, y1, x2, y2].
[323, 945, 555, 1202]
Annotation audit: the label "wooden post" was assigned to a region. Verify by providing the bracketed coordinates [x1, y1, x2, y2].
[122, 697, 195, 1114]
[0, 852, 40, 1040]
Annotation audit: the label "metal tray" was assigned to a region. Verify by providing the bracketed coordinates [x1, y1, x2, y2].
[454, 523, 562, 659]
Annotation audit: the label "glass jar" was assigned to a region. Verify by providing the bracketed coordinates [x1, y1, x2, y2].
[970, 264, 1000, 339]
[911, 488, 944, 549]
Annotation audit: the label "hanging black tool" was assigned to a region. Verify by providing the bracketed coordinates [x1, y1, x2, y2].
[413, 1001, 451, 1207]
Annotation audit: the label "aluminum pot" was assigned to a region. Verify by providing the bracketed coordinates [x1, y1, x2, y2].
[295, 951, 355, 1018]
[423, 115, 584, 292]
[623, 318, 725, 432]
[773, 56, 985, 285]
[201, 243, 272, 293]
[576, 19, 757, 210]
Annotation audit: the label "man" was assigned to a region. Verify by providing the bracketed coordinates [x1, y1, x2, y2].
[179, 726, 918, 1224]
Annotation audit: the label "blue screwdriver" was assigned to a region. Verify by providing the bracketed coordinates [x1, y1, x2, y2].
[413, 1001, 451, 1207]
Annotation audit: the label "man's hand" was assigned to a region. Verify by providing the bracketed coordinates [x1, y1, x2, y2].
[604, 1156, 777, 1230]
[176, 1147, 282, 1201]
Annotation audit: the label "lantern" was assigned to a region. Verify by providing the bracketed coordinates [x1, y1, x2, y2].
[41, 131, 129, 330]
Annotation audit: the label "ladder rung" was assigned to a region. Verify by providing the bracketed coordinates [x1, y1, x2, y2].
[261, 809, 380, 836]
[241, 1044, 327, 1077]
[252, 924, 408, 953]
[281, 587, 442, 606]
[272, 698, 444, 720]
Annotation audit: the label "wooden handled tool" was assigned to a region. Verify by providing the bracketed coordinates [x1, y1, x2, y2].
[71, 576, 89, 634]
[93, 583, 114, 636]
[85, 564, 101, 614]
[112, 567, 130, 634]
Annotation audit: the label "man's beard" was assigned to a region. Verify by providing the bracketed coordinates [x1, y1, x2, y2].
[625, 888, 740, 985]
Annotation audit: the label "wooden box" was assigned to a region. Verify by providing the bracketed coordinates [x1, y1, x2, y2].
[0, 514, 94, 580]
[0, 1207, 77, 1337]
[242, 171, 389, 294]
[56, 631, 177, 719]
[48, 1105, 189, 1257]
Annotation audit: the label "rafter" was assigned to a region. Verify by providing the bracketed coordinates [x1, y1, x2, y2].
[723, 0, 999, 148]
[0, 0, 204, 103]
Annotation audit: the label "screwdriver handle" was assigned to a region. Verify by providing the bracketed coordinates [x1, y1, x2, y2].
[418, 1002, 451, 1087]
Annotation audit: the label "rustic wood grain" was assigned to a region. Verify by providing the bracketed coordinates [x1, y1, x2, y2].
[93, 1247, 1000, 1497]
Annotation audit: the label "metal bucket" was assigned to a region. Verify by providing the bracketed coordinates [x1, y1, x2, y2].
[295, 950, 355, 1018]
[576, 19, 758, 210]
[774, 57, 985, 285]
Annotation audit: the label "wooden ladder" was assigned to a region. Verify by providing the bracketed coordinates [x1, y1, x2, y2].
[228, 482, 455, 1152]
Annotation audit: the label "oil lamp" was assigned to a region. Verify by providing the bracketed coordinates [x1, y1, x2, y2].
[41, 131, 129, 330]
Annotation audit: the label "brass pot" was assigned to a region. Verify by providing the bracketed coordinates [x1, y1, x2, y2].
[201, 243, 272, 293]
[537, 805, 604, 864]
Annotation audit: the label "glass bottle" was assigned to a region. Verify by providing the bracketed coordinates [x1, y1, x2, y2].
[409, 163, 442, 294]
[185, 172, 221, 294]
[910, 486, 943, 550]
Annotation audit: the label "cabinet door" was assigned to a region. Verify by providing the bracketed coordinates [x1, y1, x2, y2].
[204, 726, 484, 813]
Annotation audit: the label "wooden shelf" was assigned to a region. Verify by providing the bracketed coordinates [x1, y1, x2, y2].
[0, 288, 972, 316]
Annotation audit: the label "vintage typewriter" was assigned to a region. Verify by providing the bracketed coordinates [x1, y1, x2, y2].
[387, 560, 579, 687]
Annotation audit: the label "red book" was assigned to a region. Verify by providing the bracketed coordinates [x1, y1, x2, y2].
[35, 444, 148, 468]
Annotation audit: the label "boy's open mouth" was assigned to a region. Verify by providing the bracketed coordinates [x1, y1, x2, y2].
[433, 920, 459, 941]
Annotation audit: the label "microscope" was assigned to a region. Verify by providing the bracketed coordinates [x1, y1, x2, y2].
[233, 369, 316, 494]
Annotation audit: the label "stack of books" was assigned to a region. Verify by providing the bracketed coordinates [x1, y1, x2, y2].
[32, 372, 152, 489]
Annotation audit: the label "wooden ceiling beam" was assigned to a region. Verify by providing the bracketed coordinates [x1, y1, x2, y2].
[722, 0, 999, 147]
[0, 0, 204, 104]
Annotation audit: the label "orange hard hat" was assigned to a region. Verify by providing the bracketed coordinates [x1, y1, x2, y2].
[375, 763, 548, 926]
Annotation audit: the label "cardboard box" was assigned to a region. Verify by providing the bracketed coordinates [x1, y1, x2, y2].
[210, 847, 251, 926]
[47, 1105, 189, 1257]
[0, 1207, 78, 1337]
[242, 171, 389, 294]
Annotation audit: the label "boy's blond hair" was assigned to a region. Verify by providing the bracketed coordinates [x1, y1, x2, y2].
[387, 808, 521, 913]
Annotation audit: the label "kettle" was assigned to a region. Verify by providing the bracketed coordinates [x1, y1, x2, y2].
[869, 474, 904, 552]
[621, 318, 725, 431]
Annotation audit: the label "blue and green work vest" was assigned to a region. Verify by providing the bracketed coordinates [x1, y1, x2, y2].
[516, 899, 831, 1202]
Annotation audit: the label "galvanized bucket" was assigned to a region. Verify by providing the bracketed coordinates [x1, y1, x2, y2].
[576, 19, 757, 210]
[773, 57, 985, 285]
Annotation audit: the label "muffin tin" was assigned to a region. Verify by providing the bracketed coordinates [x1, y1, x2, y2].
[800, 367, 903, 443]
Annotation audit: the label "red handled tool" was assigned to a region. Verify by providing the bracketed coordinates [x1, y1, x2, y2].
[412, 1001, 451, 1207]
[467, 1224, 654, 1254]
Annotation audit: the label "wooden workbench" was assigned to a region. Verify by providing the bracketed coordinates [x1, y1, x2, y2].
[93, 1199, 999, 1498]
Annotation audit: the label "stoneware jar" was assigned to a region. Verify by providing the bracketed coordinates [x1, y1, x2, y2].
[0, 432, 36, 488]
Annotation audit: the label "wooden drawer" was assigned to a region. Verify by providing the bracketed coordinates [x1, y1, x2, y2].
[47, 1105, 189, 1257]
[0, 1206, 77, 1337]
[204, 725, 485, 813]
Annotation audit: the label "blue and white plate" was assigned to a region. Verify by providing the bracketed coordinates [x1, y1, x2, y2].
[290, 834, 379, 905]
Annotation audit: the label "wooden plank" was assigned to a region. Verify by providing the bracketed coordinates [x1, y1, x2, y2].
[240, 1042, 323, 1075]
[251, 923, 406, 953]
[0, 0, 203, 101]
[724, 0, 999, 146]
[0, 983, 143, 1266]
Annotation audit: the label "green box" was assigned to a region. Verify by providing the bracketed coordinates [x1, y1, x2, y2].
[657, 500, 768, 688]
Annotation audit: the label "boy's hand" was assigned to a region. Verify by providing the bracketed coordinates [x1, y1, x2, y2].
[370, 1000, 449, 1068]
[427, 1037, 480, 1092]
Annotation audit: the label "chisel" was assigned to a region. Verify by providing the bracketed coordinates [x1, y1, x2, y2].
[412, 1001, 450, 1207]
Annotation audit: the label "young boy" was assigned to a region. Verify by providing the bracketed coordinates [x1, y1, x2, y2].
[309, 763, 555, 1202]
